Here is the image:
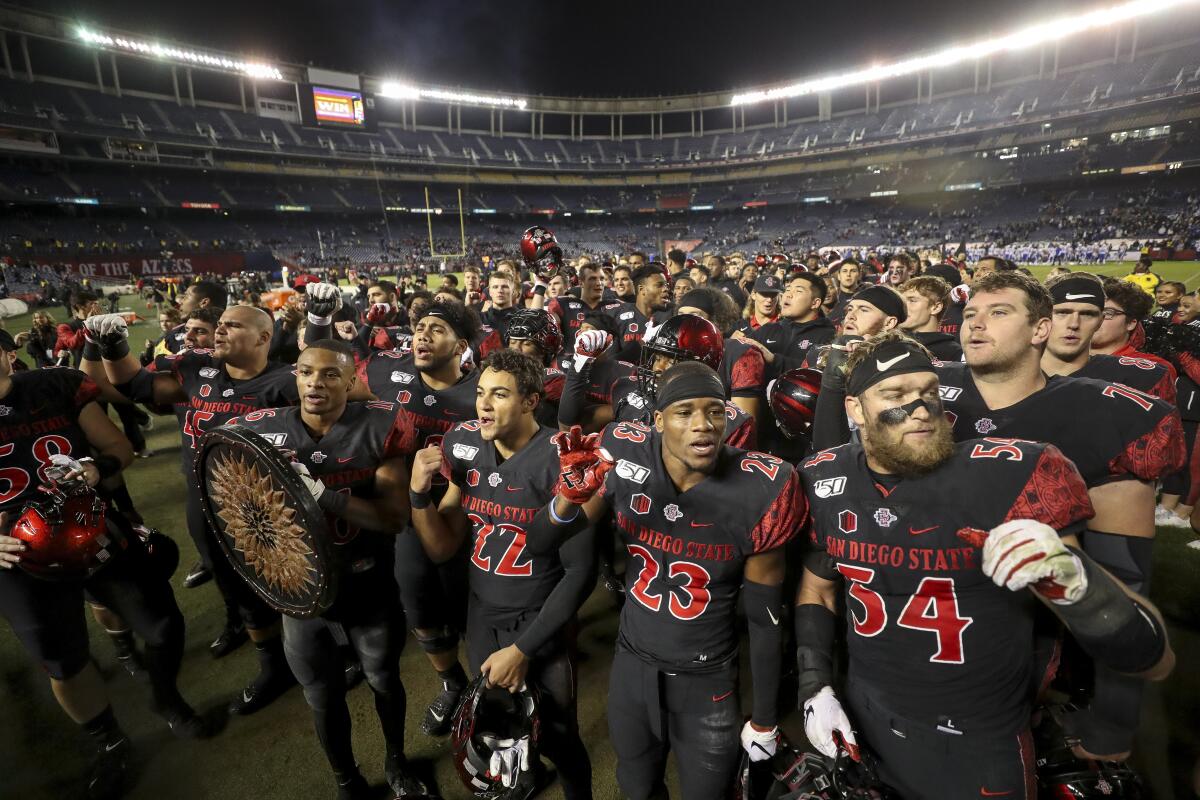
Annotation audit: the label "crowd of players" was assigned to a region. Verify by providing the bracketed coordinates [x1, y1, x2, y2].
[0, 225, 1198, 800]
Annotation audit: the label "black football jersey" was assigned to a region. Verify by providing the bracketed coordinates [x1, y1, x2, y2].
[598, 422, 804, 671]
[721, 339, 766, 399]
[536, 368, 565, 429]
[803, 439, 1093, 735]
[356, 352, 480, 450]
[610, 374, 757, 450]
[581, 357, 636, 407]
[548, 295, 622, 355]
[1074, 354, 1176, 404]
[935, 363, 1185, 486]
[231, 402, 419, 569]
[154, 349, 299, 471]
[0, 368, 101, 512]
[440, 424, 566, 612]
[607, 302, 669, 364]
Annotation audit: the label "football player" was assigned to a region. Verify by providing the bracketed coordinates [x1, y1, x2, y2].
[941, 271, 1184, 760]
[409, 350, 594, 798]
[796, 332, 1174, 799]
[525, 361, 805, 800]
[555, 314, 637, 434]
[87, 305, 316, 716]
[0, 330, 208, 800]
[503, 308, 566, 428]
[609, 265, 672, 364]
[1041, 273, 1176, 401]
[840, 284, 906, 339]
[230, 340, 428, 799]
[674, 287, 766, 423]
[541, 261, 622, 356]
[898, 276, 963, 361]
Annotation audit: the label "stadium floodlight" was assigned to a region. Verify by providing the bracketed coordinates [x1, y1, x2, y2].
[76, 27, 283, 81]
[379, 81, 528, 110]
[730, 0, 1197, 105]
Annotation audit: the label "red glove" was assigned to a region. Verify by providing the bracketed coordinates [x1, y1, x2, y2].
[551, 425, 614, 505]
[365, 303, 393, 325]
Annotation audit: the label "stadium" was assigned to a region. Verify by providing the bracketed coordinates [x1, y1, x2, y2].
[0, 0, 1199, 798]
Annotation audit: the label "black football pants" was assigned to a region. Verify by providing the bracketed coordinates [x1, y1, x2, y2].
[282, 569, 407, 776]
[466, 602, 592, 800]
[393, 527, 467, 643]
[846, 681, 1035, 800]
[606, 649, 741, 800]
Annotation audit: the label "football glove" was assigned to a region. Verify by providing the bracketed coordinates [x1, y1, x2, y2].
[487, 736, 532, 789]
[803, 686, 860, 761]
[982, 519, 1087, 604]
[83, 313, 129, 342]
[572, 329, 612, 373]
[365, 303, 393, 326]
[305, 282, 342, 324]
[290, 462, 327, 503]
[551, 425, 613, 505]
[740, 721, 779, 763]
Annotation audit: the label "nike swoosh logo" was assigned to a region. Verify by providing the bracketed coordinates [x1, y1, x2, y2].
[876, 353, 909, 371]
[765, 339, 778, 344]
[767, 608, 780, 626]
[1064, 293, 1095, 300]
[909, 526, 938, 535]
[711, 690, 733, 703]
[443, 410, 461, 417]
[104, 739, 127, 752]
[979, 790, 1011, 797]
[690, 521, 713, 528]
[505, 487, 522, 492]
[429, 709, 445, 722]
[337, 457, 353, 463]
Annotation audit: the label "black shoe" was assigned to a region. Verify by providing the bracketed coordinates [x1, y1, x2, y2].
[386, 764, 431, 799]
[344, 658, 363, 691]
[335, 771, 371, 800]
[184, 562, 212, 589]
[209, 622, 247, 659]
[162, 707, 213, 740]
[85, 737, 131, 800]
[228, 672, 296, 716]
[421, 683, 462, 736]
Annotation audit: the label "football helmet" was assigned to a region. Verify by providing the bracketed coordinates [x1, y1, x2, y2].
[768, 368, 822, 439]
[451, 675, 541, 798]
[771, 253, 791, 266]
[519, 226, 563, 279]
[505, 308, 563, 366]
[1034, 705, 1145, 799]
[636, 314, 724, 401]
[755, 254, 769, 268]
[10, 489, 126, 580]
[736, 734, 897, 800]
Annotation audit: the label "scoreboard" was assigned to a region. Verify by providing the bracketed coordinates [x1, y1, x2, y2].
[299, 84, 376, 131]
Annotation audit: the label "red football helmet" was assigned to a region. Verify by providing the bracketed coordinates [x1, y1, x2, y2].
[755, 254, 769, 268]
[770, 253, 791, 266]
[10, 490, 126, 580]
[519, 226, 563, 278]
[505, 308, 563, 366]
[451, 674, 541, 796]
[637, 314, 724, 400]
[768, 367, 822, 439]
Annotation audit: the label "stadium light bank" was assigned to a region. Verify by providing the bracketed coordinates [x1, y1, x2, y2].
[378, 82, 528, 110]
[730, 0, 1200, 106]
[76, 27, 283, 81]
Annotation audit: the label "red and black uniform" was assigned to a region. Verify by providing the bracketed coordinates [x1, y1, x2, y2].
[355, 351, 479, 643]
[0, 368, 190, 715]
[128, 349, 298, 627]
[597, 422, 803, 799]
[609, 374, 756, 450]
[230, 403, 418, 778]
[803, 439, 1093, 800]
[719, 338, 766, 402]
[548, 295, 622, 357]
[1075, 353, 1177, 404]
[440, 423, 594, 796]
[607, 303, 669, 364]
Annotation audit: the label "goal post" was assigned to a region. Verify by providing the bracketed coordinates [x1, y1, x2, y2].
[426, 186, 467, 259]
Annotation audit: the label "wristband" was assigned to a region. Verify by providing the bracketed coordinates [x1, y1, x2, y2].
[100, 338, 130, 361]
[81, 339, 102, 362]
[409, 490, 432, 510]
[317, 489, 349, 516]
[533, 284, 547, 296]
[92, 454, 122, 480]
[549, 501, 579, 525]
[307, 312, 333, 327]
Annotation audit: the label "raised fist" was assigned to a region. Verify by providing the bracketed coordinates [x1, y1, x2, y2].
[551, 425, 613, 505]
[84, 314, 129, 342]
[572, 329, 612, 373]
[981, 519, 1087, 603]
[305, 282, 342, 323]
[365, 302, 393, 326]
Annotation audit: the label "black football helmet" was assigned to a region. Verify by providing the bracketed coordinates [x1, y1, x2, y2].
[451, 675, 541, 798]
[1034, 705, 1145, 799]
[505, 308, 563, 366]
[519, 226, 563, 279]
[768, 368, 822, 439]
[636, 314, 724, 401]
[736, 734, 898, 800]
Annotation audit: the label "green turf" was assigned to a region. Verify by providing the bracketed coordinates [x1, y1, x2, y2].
[1, 276, 1199, 798]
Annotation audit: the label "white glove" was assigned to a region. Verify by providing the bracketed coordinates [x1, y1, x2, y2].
[949, 283, 971, 304]
[803, 686, 859, 760]
[740, 721, 779, 763]
[84, 313, 129, 342]
[573, 329, 612, 373]
[305, 282, 342, 324]
[44, 454, 91, 487]
[487, 736, 532, 789]
[982, 519, 1087, 604]
[290, 462, 327, 502]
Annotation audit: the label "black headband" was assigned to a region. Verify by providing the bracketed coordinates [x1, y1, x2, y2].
[677, 290, 715, 315]
[852, 285, 907, 323]
[846, 339, 936, 396]
[419, 307, 468, 341]
[655, 369, 726, 411]
[1048, 278, 1105, 309]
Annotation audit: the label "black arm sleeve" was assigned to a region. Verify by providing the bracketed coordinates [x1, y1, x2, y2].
[523, 501, 590, 554]
[350, 324, 373, 360]
[794, 602, 837, 706]
[811, 382, 851, 451]
[744, 579, 785, 727]
[303, 319, 332, 347]
[117, 368, 160, 406]
[557, 362, 592, 428]
[515, 526, 597, 656]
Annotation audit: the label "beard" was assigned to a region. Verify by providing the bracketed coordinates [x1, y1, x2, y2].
[863, 413, 956, 478]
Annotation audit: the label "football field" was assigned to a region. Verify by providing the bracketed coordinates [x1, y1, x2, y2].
[0, 265, 1198, 799]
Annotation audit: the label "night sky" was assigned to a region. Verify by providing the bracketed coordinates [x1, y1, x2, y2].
[26, 0, 1105, 96]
